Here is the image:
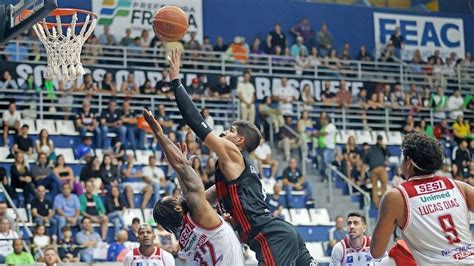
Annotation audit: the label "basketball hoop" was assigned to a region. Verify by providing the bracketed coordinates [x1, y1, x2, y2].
[21, 8, 97, 81]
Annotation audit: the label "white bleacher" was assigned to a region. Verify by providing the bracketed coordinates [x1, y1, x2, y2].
[0, 146, 13, 162]
[94, 149, 105, 161]
[136, 149, 154, 165]
[143, 208, 155, 225]
[281, 208, 292, 224]
[123, 208, 144, 227]
[309, 208, 333, 226]
[306, 242, 331, 263]
[55, 147, 78, 164]
[7, 208, 31, 225]
[36, 119, 57, 135]
[261, 178, 277, 196]
[56, 120, 79, 136]
[21, 119, 37, 134]
[373, 130, 388, 144]
[290, 208, 312, 225]
[214, 125, 225, 136]
[336, 130, 355, 145]
[386, 131, 403, 145]
[355, 130, 373, 145]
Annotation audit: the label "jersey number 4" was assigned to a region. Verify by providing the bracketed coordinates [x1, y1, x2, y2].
[194, 241, 218, 266]
[438, 214, 461, 244]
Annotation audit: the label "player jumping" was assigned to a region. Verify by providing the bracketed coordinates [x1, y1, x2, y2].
[143, 109, 244, 265]
[167, 48, 314, 265]
[371, 132, 474, 265]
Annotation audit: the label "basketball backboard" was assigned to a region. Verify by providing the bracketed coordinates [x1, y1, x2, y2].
[0, 0, 57, 43]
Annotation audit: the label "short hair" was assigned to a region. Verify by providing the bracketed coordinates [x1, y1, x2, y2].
[61, 225, 71, 233]
[402, 133, 444, 175]
[81, 216, 91, 224]
[132, 217, 140, 224]
[43, 245, 56, 253]
[232, 120, 262, 153]
[348, 212, 366, 225]
[138, 223, 154, 234]
[21, 124, 29, 129]
[335, 215, 344, 221]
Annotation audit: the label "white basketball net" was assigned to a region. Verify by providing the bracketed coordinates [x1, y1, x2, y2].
[32, 12, 97, 81]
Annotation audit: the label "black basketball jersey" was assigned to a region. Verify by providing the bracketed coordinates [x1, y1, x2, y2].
[215, 151, 275, 243]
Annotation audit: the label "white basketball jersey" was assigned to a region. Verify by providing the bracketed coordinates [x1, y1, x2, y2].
[397, 176, 473, 265]
[123, 247, 175, 266]
[178, 213, 244, 265]
[331, 236, 381, 266]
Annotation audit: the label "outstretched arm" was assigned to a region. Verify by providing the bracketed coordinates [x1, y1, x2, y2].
[167, 49, 243, 180]
[143, 109, 221, 228]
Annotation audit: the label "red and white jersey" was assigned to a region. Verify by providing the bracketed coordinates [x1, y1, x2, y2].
[331, 236, 383, 266]
[123, 247, 175, 266]
[178, 213, 244, 265]
[397, 175, 473, 265]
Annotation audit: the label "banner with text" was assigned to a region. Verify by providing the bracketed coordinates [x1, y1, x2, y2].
[373, 12, 465, 60]
[91, 0, 203, 42]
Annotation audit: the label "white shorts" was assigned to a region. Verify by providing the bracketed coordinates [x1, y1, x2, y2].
[122, 182, 149, 193]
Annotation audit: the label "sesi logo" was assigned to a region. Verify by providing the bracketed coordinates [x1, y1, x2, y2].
[414, 180, 446, 195]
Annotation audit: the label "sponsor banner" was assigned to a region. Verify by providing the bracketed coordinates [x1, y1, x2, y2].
[91, 0, 203, 42]
[2, 62, 374, 101]
[373, 12, 465, 60]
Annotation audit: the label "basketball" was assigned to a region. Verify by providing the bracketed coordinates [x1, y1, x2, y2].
[152, 6, 188, 42]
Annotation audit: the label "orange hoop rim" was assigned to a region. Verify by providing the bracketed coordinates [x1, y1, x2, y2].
[20, 8, 97, 28]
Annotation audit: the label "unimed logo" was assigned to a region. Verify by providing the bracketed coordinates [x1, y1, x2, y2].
[98, 0, 132, 25]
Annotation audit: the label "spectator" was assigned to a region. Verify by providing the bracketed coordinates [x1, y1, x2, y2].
[79, 180, 109, 240]
[107, 230, 128, 262]
[99, 25, 117, 45]
[122, 99, 145, 150]
[186, 77, 206, 99]
[127, 217, 140, 242]
[410, 49, 425, 77]
[213, 36, 228, 52]
[35, 129, 55, 163]
[143, 155, 175, 204]
[204, 157, 216, 188]
[339, 43, 351, 60]
[5, 239, 34, 264]
[379, 44, 395, 63]
[291, 17, 314, 48]
[80, 156, 102, 191]
[32, 224, 50, 260]
[335, 80, 352, 107]
[328, 215, 348, 252]
[321, 81, 337, 104]
[405, 84, 422, 113]
[0, 201, 15, 229]
[54, 183, 81, 240]
[155, 70, 172, 96]
[76, 99, 101, 148]
[105, 186, 126, 239]
[452, 139, 470, 180]
[0, 71, 18, 89]
[258, 96, 284, 133]
[5, 35, 28, 61]
[379, 84, 392, 108]
[100, 154, 120, 191]
[57, 226, 80, 262]
[185, 31, 201, 51]
[417, 119, 434, 137]
[12, 124, 33, 159]
[295, 49, 312, 76]
[253, 137, 278, 180]
[111, 138, 126, 163]
[421, 86, 431, 108]
[357, 46, 372, 61]
[209, 75, 231, 99]
[265, 183, 284, 219]
[139, 29, 150, 48]
[43, 246, 60, 266]
[428, 49, 444, 64]
[319, 115, 337, 181]
[31, 152, 61, 195]
[282, 158, 314, 207]
[389, 26, 404, 59]
[82, 35, 103, 65]
[78, 74, 99, 95]
[122, 154, 152, 209]
[236, 71, 256, 123]
[262, 34, 273, 54]
[343, 137, 367, 186]
[453, 115, 470, 144]
[322, 49, 341, 75]
[447, 89, 464, 120]
[119, 28, 133, 46]
[364, 135, 389, 207]
[290, 36, 308, 57]
[185, 131, 200, 156]
[75, 136, 94, 162]
[202, 36, 213, 52]
[391, 167, 407, 187]
[269, 23, 287, 51]
[10, 151, 35, 205]
[278, 116, 303, 162]
[201, 108, 215, 129]
[76, 217, 103, 262]
[2, 101, 22, 146]
[226, 36, 248, 64]
[300, 84, 316, 110]
[273, 77, 299, 115]
[155, 104, 173, 135]
[100, 72, 117, 94]
[403, 115, 415, 135]
[0, 217, 19, 263]
[191, 156, 208, 185]
[308, 47, 321, 68]
[430, 86, 447, 119]
[390, 83, 405, 109]
[53, 154, 84, 196]
[31, 186, 56, 235]
[140, 79, 156, 95]
[316, 23, 334, 57]
[100, 99, 126, 149]
[120, 73, 140, 95]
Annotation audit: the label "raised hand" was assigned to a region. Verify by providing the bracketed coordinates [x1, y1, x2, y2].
[167, 48, 181, 80]
[143, 109, 163, 135]
[177, 142, 194, 166]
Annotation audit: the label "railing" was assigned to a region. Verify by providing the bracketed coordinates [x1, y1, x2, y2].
[1, 40, 473, 96]
[330, 166, 372, 231]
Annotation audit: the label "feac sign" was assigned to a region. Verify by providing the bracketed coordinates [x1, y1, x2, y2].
[374, 12, 465, 60]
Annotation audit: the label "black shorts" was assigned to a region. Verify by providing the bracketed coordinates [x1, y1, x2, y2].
[248, 219, 315, 266]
